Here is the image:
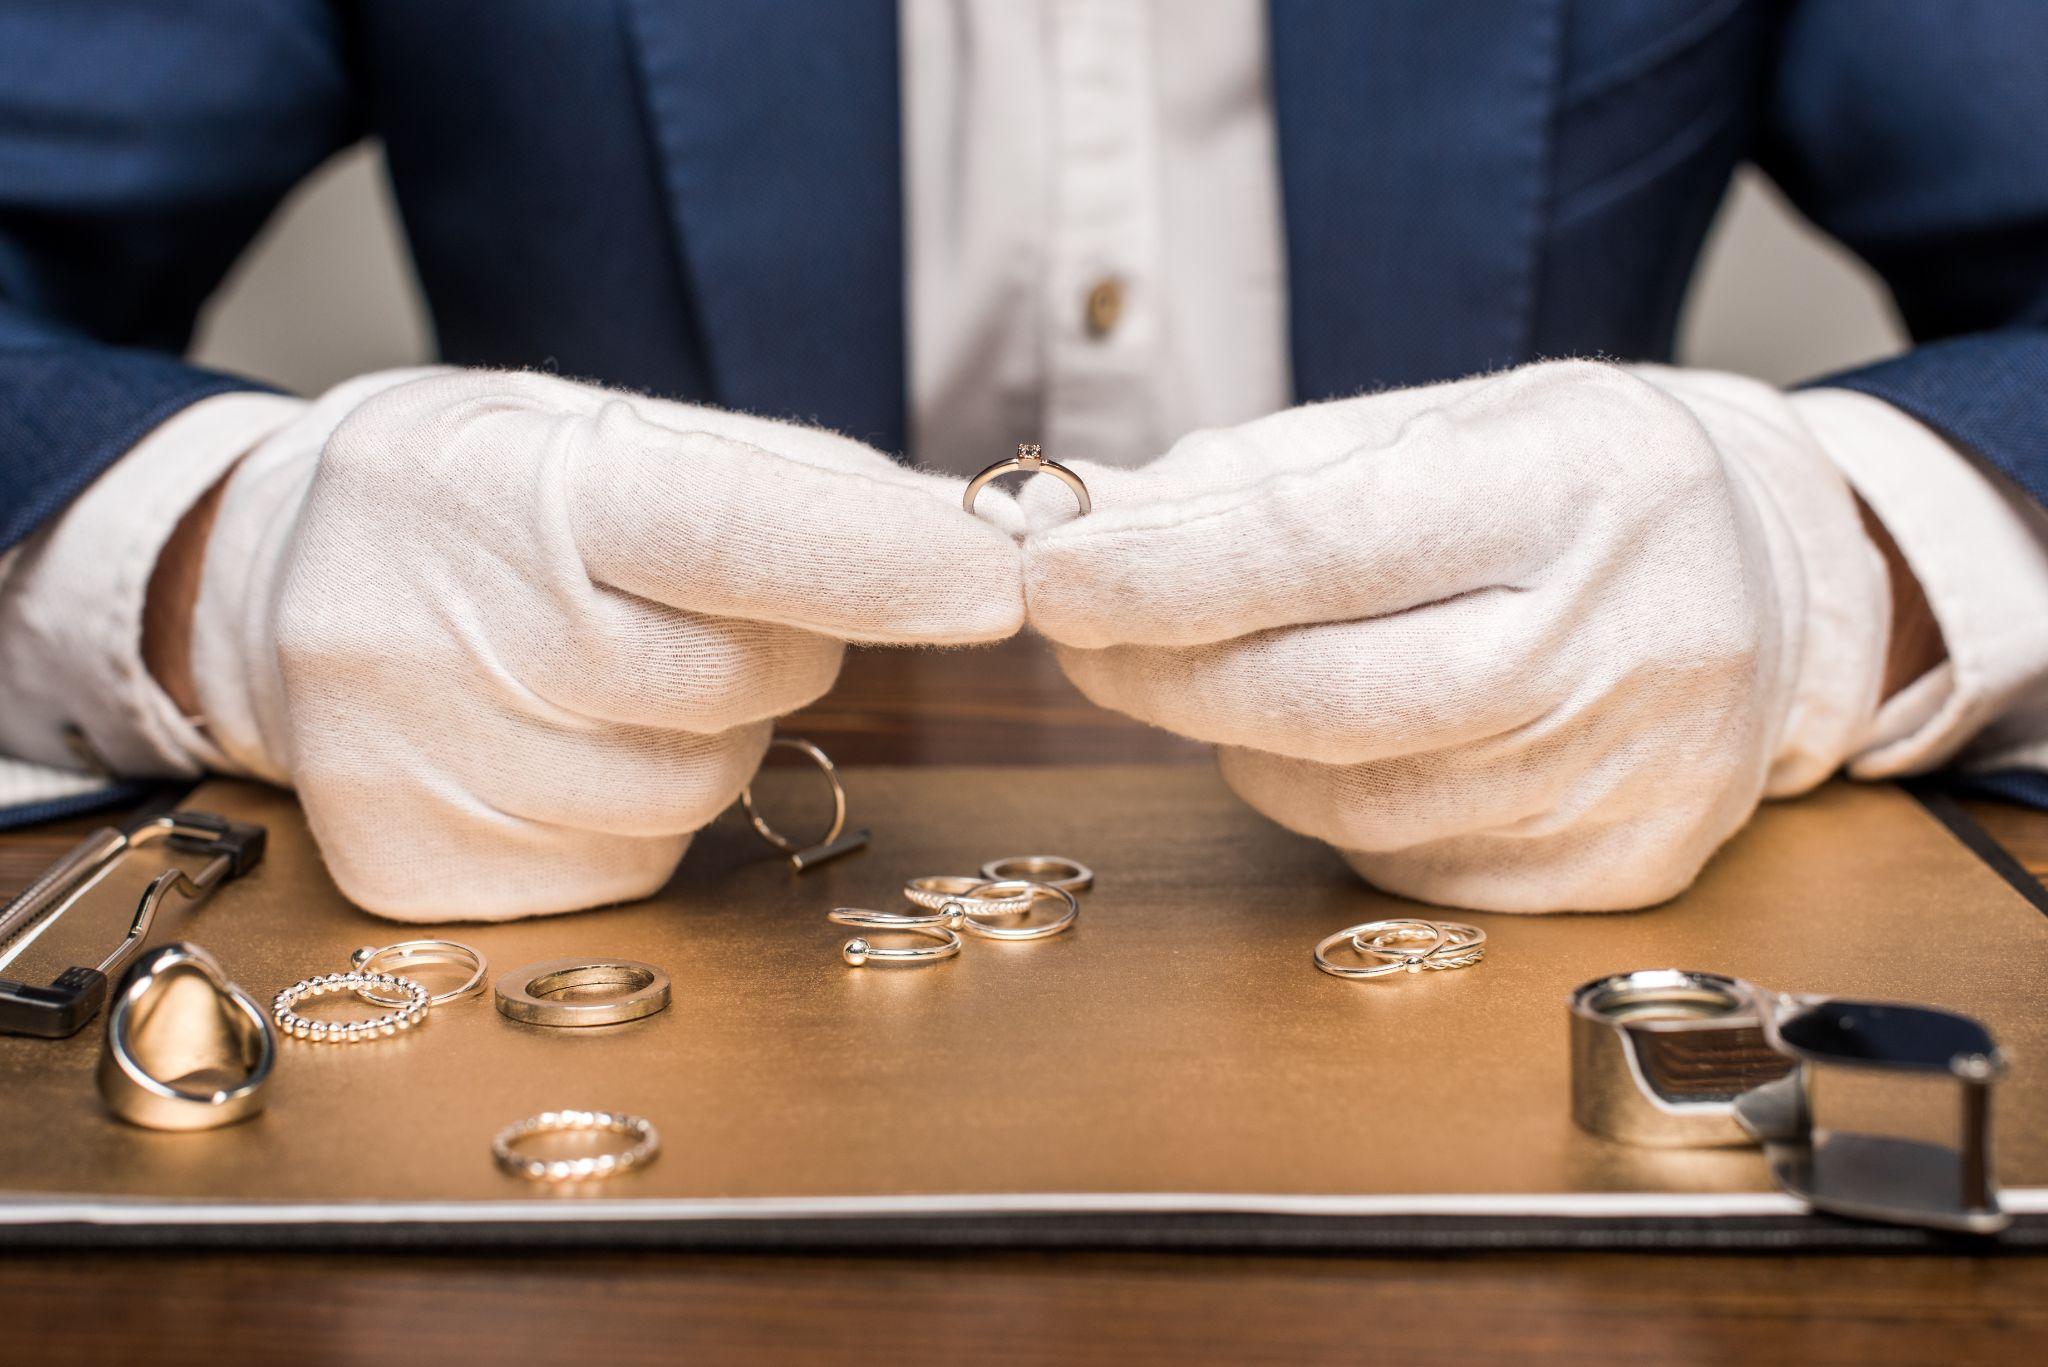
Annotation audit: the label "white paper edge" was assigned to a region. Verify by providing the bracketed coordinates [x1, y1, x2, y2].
[2, 1187, 2042, 1228]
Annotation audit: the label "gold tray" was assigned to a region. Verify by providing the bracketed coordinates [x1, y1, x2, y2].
[1, 768, 2042, 1245]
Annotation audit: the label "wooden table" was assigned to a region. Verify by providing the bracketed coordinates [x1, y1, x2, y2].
[4, 639, 2042, 1365]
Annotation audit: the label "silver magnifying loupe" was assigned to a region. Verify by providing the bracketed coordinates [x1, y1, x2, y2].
[1569, 969, 2007, 1234]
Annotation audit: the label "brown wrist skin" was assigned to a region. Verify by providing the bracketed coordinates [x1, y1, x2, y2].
[141, 469, 236, 719]
[1854, 493, 1948, 701]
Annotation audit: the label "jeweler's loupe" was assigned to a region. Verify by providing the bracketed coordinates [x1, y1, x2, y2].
[1569, 969, 2006, 1233]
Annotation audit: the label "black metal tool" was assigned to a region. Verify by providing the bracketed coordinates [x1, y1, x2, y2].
[0, 811, 265, 1038]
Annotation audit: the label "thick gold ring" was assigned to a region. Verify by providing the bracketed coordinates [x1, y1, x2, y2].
[963, 443, 1091, 519]
[493, 957, 671, 1028]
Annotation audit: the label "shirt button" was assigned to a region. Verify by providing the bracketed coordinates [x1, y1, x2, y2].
[1084, 278, 1124, 339]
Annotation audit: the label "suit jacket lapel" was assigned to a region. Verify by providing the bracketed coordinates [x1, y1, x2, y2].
[621, 0, 907, 452]
[1270, 0, 1563, 400]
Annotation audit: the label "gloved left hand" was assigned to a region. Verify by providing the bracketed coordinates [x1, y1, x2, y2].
[183, 368, 1021, 920]
[1022, 361, 1890, 912]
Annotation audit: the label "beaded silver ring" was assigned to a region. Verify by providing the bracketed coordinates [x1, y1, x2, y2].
[272, 970, 429, 1042]
[492, 1109, 660, 1181]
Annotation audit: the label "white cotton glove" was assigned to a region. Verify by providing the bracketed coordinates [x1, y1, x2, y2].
[1022, 360, 1890, 912]
[187, 368, 1022, 920]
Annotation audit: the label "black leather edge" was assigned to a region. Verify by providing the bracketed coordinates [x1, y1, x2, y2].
[1, 1210, 2040, 1255]
[1906, 781, 2048, 919]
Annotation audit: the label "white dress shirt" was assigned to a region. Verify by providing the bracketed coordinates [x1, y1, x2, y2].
[3, 0, 2046, 808]
[903, 0, 1289, 473]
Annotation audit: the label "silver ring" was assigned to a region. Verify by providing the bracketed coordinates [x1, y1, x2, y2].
[350, 939, 488, 1006]
[951, 879, 1078, 940]
[273, 971, 430, 1041]
[740, 736, 846, 854]
[1353, 920, 1487, 971]
[903, 875, 1034, 916]
[97, 943, 274, 1131]
[1314, 919, 1450, 980]
[492, 1109, 659, 1182]
[493, 958, 671, 1028]
[978, 855, 1093, 893]
[832, 904, 964, 930]
[963, 443, 1091, 519]
[842, 925, 962, 967]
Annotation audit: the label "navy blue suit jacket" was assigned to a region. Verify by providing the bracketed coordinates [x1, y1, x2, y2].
[4, 1, 2048, 817]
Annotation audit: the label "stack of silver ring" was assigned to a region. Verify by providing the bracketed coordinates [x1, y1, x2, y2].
[272, 939, 488, 1043]
[1313, 918, 1487, 980]
[830, 855, 1091, 967]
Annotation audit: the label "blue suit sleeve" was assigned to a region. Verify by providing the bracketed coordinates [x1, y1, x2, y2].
[0, 1, 362, 554]
[1759, 1, 2048, 508]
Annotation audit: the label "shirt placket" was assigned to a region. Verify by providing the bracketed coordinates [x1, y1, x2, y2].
[1043, 0, 1162, 465]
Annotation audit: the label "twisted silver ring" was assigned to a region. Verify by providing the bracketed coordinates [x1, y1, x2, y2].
[842, 925, 962, 967]
[951, 879, 1078, 940]
[1352, 920, 1487, 971]
[1313, 919, 1450, 980]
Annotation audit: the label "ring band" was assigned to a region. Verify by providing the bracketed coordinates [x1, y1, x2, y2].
[1314, 919, 1451, 980]
[1353, 920, 1486, 970]
[978, 855, 1093, 894]
[903, 875, 1034, 916]
[97, 943, 274, 1131]
[832, 904, 963, 930]
[493, 958, 671, 1028]
[492, 1109, 660, 1182]
[739, 736, 871, 870]
[273, 971, 430, 1041]
[964, 443, 1092, 519]
[350, 939, 489, 1007]
[842, 925, 962, 967]
[951, 879, 1079, 941]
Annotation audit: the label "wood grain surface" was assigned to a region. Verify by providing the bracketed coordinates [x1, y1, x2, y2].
[4, 636, 2042, 1364]
[2, 1249, 2043, 1367]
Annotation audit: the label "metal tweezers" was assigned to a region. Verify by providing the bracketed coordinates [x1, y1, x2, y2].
[0, 811, 265, 1038]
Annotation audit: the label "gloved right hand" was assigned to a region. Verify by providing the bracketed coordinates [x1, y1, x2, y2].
[1020, 361, 1890, 913]
[185, 369, 1021, 920]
